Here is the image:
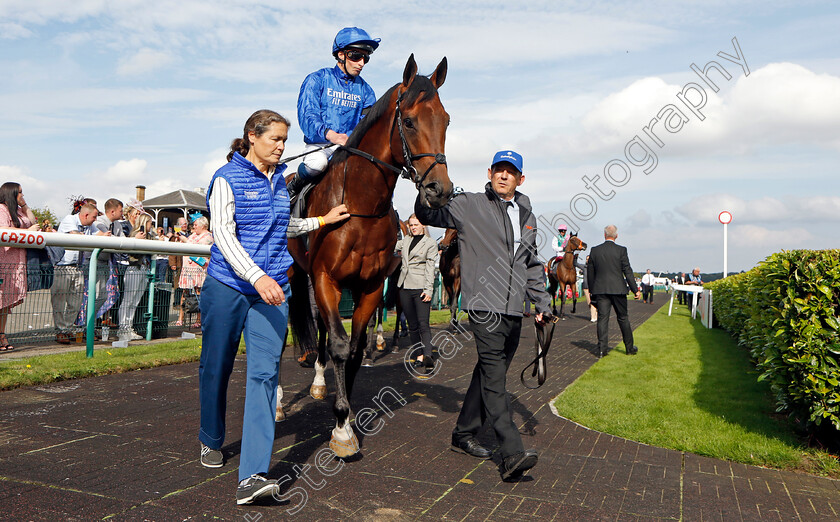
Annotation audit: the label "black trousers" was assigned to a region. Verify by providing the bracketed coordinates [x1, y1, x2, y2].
[453, 311, 523, 458]
[594, 294, 634, 354]
[399, 288, 433, 360]
[642, 284, 653, 303]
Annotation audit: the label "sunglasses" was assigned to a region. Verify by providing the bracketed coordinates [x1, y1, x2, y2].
[344, 50, 370, 63]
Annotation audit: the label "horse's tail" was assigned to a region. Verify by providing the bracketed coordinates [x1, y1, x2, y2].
[288, 264, 318, 365]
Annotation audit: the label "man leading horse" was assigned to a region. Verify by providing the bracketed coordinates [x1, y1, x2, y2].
[415, 150, 552, 482]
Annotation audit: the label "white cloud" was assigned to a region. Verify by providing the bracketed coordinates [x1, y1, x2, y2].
[104, 159, 147, 181]
[201, 149, 228, 181]
[116, 48, 176, 76]
[0, 22, 32, 39]
[676, 193, 840, 224]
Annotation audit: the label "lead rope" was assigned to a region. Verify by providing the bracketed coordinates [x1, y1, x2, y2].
[520, 315, 559, 389]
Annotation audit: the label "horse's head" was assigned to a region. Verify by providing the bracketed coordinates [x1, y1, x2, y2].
[392, 54, 454, 209]
[567, 235, 588, 252]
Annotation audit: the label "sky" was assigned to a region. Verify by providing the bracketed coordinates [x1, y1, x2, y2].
[1, 0, 839, 273]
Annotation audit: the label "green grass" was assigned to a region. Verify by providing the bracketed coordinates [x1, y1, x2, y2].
[0, 309, 454, 391]
[553, 303, 840, 477]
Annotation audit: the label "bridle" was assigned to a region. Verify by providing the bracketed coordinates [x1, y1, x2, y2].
[334, 87, 449, 218]
[391, 88, 447, 188]
[338, 88, 447, 185]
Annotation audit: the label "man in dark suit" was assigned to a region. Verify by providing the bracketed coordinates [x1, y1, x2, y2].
[587, 225, 641, 357]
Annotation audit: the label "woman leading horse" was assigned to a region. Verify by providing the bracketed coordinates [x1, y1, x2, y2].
[287, 55, 454, 457]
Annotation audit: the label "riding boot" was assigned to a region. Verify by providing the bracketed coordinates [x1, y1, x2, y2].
[286, 163, 310, 199]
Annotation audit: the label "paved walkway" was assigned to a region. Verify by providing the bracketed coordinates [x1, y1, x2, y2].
[1, 302, 838, 520]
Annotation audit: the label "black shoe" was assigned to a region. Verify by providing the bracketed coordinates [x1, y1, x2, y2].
[285, 172, 308, 199]
[236, 474, 279, 505]
[500, 449, 538, 481]
[413, 357, 425, 368]
[627, 345, 639, 355]
[450, 438, 492, 459]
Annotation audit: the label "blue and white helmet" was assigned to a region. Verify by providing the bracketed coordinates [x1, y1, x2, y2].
[332, 27, 380, 57]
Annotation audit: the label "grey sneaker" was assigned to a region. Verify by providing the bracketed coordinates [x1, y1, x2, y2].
[200, 443, 223, 468]
[236, 474, 278, 505]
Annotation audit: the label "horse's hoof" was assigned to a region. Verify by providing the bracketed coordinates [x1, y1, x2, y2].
[275, 405, 286, 422]
[330, 430, 360, 458]
[310, 384, 327, 400]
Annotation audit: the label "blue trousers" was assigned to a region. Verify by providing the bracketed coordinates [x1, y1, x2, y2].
[198, 275, 290, 481]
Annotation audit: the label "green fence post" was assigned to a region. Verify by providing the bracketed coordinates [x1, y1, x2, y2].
[145, 261, 157, 341]
[85, 248, 101, 358]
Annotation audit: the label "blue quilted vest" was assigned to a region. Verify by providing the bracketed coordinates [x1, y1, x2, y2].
[206, 152, 293, 295]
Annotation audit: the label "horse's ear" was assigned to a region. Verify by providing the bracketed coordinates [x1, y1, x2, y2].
[430, 57, 447, 88]
[402, 54, 417, 87]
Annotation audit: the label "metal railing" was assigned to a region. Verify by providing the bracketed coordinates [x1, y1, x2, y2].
[1, 230, 210, 357]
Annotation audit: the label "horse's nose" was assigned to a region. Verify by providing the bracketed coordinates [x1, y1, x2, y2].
[424, 181, 443, 198]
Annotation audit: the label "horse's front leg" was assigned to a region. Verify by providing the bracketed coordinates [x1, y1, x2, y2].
[310, 316, 328, 400]
[559, 282, 567, 319]
[313, 274, 358, 458]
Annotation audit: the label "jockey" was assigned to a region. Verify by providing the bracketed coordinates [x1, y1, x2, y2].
[552, 224, 569, 262]
[286, 26, 380, 198]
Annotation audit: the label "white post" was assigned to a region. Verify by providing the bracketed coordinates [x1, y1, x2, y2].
[723, 222, 728, 278]
[718, 211, 732, 278]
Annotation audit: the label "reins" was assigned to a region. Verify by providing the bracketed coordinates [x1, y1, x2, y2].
[520, 315, 559, 389]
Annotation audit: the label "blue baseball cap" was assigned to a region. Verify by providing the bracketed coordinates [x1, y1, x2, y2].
[491, 150, 523, 173]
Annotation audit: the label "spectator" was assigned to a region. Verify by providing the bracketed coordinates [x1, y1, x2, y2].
[176, 216, 213, 328]
[40, 219, 55, 232]
[685, 267, 703, 313]
[674, 272, 687, 305]
[52, 202, 100, 344]
[118, 200, 157, 342]
[0, 182, 39, 351]
[154, 227, 169, 282]
[641, 268, 655, 304]
[82, 198, 123, 322]
[394, 213, 438, 371]
[587, 225, 641, 358]
[197, 109, 349, 504]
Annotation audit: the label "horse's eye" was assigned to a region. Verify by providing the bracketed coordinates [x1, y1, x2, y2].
[403, 118, 414, 129]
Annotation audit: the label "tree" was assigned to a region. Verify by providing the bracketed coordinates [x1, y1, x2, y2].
[30, 207, 58, 228]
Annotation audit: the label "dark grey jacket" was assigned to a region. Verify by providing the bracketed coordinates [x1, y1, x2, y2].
[415, 183, 551, 317]
[587, 240, 638, 295]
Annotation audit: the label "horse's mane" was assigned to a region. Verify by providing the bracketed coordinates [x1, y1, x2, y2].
[329, 75, 439, 166]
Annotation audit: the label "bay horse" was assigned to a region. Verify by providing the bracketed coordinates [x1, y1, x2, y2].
[438, 228, 461, 332]
[287, 55, 453, 457]
[546, 234, 587, 319]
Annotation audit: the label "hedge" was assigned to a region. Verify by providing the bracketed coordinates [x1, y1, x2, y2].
[706, 250, 840, 431]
